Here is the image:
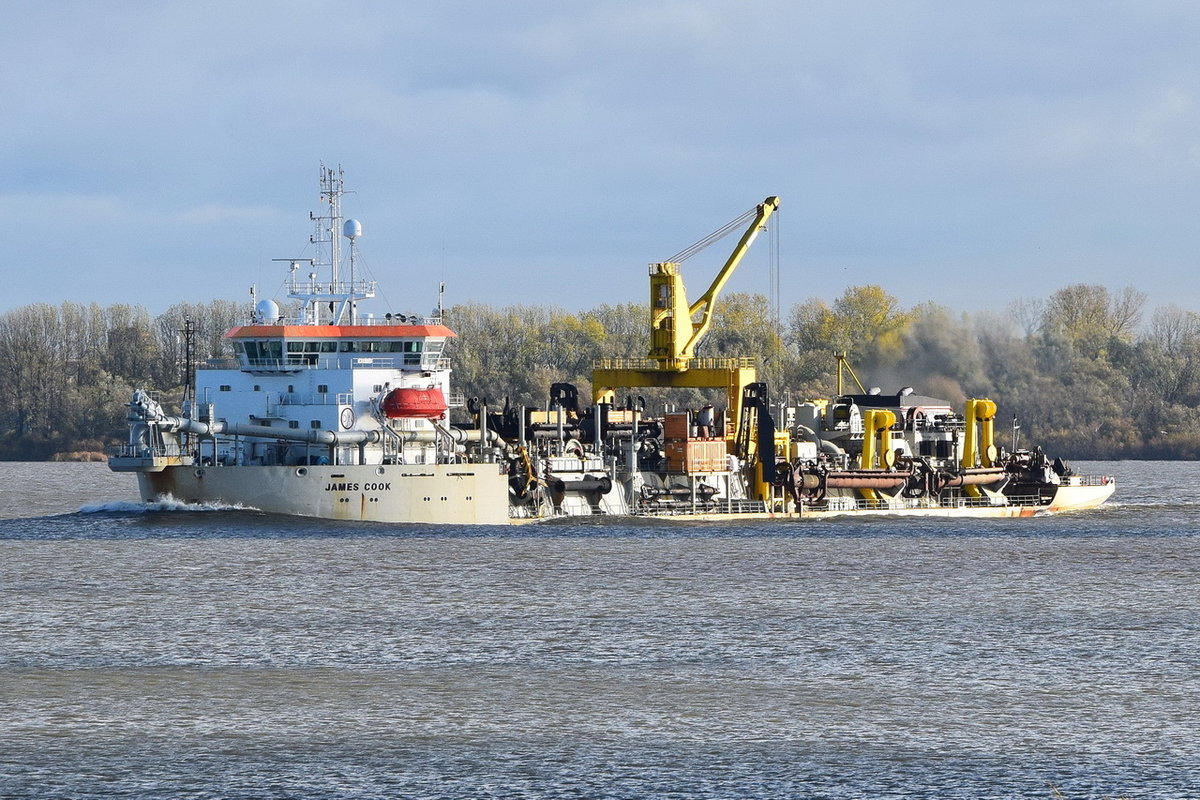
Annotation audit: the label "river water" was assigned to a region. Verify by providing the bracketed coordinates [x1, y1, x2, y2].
[0, 461, 1196, 799]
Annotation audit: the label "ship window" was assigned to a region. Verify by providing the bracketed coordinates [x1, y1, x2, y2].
[310, 420, 322, 428]
[383, 341, 404, 352]
[289, 420, 300, 429]
[287, 342, 303, 353]
[253, 385, 260, 392]
[264, 341, 282, 360]
[233, 342, 246, 355]
[219, 385, 231, 392]
[317, 384, 329, 394]
[402, 341, 422, 353]
[360, 341, 381, 353]
[320, 341, 337, 352]
[339, 341, 358, 352]
[404, 353, 420, 365]
[424, 340, 444, 354]
[288, 385, 295, 393]
[304, 341, 320, 352]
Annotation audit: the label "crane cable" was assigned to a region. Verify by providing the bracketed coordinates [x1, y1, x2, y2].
[665, 206, 759, 264]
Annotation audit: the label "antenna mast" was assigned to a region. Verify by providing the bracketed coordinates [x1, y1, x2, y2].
[288, 164, 375, 325]
[320, 164, 344, 291]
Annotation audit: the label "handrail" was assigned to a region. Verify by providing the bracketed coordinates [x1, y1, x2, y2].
[109, 443, 188, 459]
[200, 357, 451, 372]
[593, 356, 757, 371]
[244, 309, 444, 327]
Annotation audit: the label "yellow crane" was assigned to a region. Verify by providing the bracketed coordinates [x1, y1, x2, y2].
[592, 196, 780, 429]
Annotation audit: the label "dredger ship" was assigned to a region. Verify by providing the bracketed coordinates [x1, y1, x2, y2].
[109, 167, 1115, 523]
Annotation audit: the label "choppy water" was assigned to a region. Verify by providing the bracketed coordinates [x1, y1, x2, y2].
[1, 461, 1197, 799]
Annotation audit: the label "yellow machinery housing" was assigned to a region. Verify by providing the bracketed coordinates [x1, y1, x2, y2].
[592, 196, 780, 433]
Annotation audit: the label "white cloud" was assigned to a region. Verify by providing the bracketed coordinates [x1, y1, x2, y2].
[4, 1, 1200, 315]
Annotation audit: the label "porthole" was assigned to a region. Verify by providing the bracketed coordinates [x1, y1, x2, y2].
[376, 466, 386, 476]
[296, 467, 308, 477]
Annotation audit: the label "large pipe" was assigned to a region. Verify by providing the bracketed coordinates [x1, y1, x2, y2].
[161, 417, 382, 446]
[937, 467, 1007, 488]
[860, 409, 896, 470]
[859, 409, 896, 500]
[977, 399, 998, 466]
[793, 425, 844, 456]
[961, 400, 978, 470]
[548, 476, 613, 496]
[826, 470, 911, 490]
[159, 415, 506, 450]
[960, 399, 998, 497]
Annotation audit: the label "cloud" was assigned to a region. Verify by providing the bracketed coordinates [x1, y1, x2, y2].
[4, 1, 1200, 317]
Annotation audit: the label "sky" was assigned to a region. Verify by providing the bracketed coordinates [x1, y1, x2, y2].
[4, 1, 1200, 323]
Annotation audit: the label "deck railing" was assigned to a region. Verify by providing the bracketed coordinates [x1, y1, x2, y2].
[200, 356, 451, 372]
[108, 443, 188, 459]
[593, 356, 757, 371]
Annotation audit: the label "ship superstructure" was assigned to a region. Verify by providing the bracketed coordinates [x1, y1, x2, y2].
[110, 166, 510, 523]
[110, 169, 1114, 522]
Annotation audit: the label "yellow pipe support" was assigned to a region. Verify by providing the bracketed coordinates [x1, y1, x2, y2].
[960, 399, 997, 498]
[976, 399, 997, 467]
[877, 409, 896, 469]
[961, 400, 979, 498]
[859, 409, 896, 501]
[755, 459, 772, 506]
[961, 400, 978, 471]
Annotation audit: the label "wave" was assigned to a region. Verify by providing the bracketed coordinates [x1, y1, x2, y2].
[79, 495, 258, 514]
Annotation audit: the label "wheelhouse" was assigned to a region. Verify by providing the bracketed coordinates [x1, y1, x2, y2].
[225, 323, 455, 372]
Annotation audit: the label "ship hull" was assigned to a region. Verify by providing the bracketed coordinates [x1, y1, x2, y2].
[139, 463, 512, 525]
[636, 481, 1115, 521]
[794, 481, 1115, 519]
[133, 464, 1114, 525]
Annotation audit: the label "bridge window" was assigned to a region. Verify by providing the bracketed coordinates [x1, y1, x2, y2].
[402, 340, 423, 365]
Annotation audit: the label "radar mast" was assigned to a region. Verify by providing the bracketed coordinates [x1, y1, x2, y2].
[285, 164, 376, 325]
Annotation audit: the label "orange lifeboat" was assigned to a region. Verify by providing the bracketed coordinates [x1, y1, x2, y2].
[382, 387, 448, 419]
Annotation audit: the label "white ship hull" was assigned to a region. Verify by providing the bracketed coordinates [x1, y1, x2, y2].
[139, 463, 512, 525]
[130, 464, 1113, 524]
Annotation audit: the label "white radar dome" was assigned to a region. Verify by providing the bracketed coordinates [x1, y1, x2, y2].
[343, 218, 363, 239]
[255, 299, 281, 323]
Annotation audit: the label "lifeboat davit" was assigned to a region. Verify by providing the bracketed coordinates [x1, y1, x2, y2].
[382, 387, 448, 419]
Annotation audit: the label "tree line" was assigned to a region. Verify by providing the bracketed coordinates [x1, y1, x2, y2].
[0, 283, 1194, 460]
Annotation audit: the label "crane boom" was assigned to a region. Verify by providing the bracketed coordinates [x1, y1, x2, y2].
[592, 195, 779, 438]
[648, 196, 779, 369]
[684, 195, 780, 358]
